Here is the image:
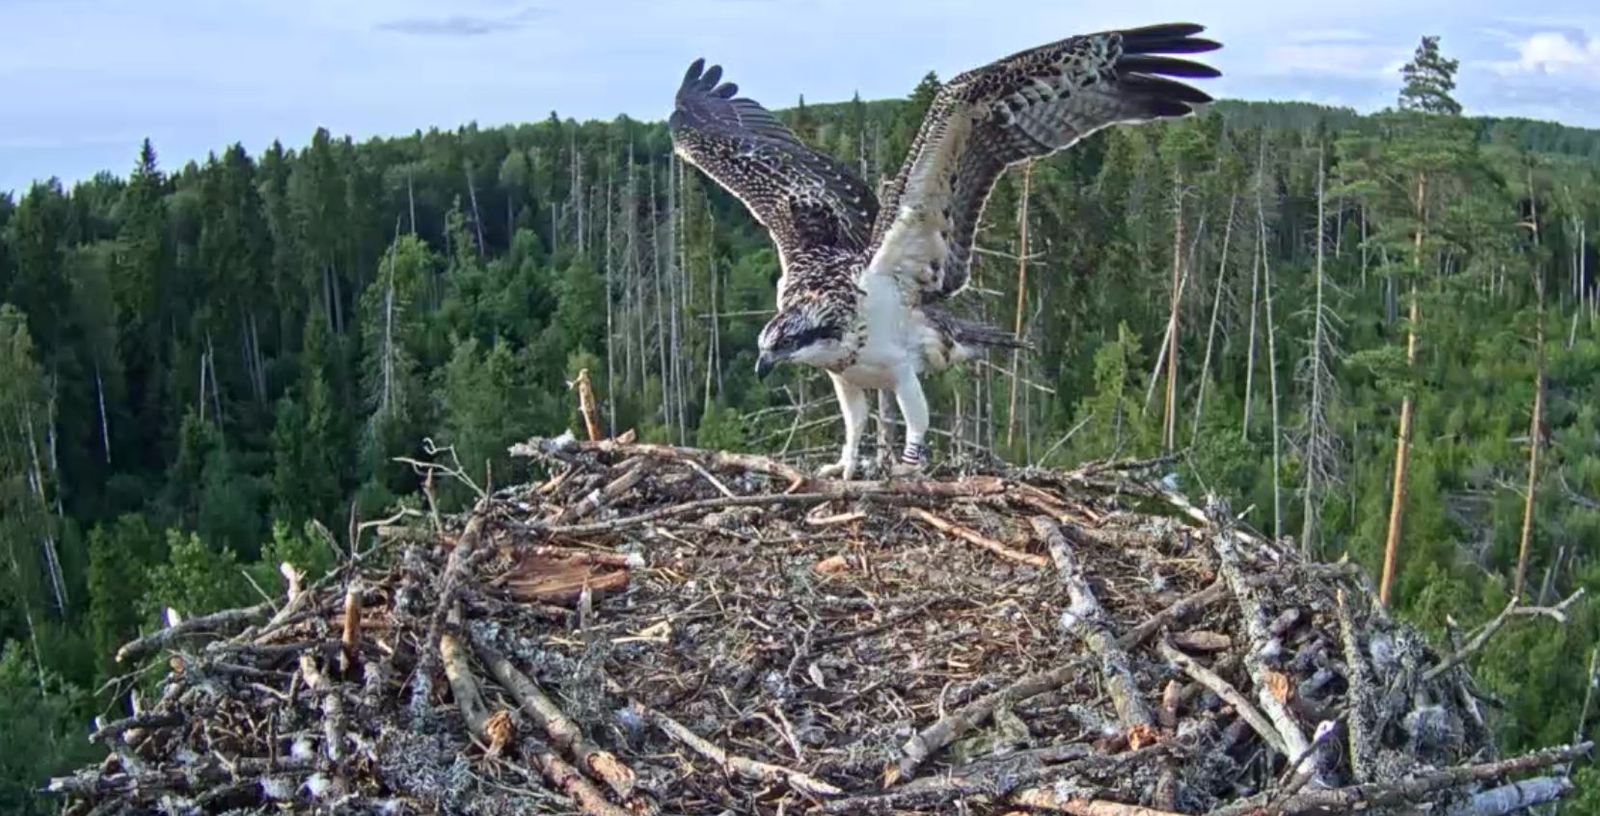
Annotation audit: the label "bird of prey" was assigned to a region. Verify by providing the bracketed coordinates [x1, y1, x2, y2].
[669, 23, 1221, 479]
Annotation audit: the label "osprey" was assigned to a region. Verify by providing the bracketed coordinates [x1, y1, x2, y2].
[669, 23, 1221, 479]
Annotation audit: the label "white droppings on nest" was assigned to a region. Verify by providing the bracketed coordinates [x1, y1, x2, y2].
[625, 552, 646, 569]
[259, 776, 295, 800]
[172, 746, 199, 766]
[1051, 776, 1096, 801]
[1256, 637, 1284, 663]
[303, 773, 334, 799]
[1313, 718, 1339, 743]
[290, 737, 316, 762]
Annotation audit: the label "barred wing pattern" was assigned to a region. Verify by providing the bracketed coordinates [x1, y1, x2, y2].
[669, 59, 878, 303]
[867, 23, 1221, 304]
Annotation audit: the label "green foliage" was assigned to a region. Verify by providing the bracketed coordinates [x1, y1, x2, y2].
[246, 520, 338, 593]
[86, 514, 163, 674]
[442, 336, 545, 499]
[1398, 36, 1462, 116]
[696, 401, 748, 452]
[2, 57, 1600, 805]
[1069, 323, 1159, 461]
[140, 530, 251, 621]
[0, 642, 96, 815]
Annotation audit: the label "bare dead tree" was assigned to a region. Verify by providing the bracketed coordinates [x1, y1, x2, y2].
[406, 167, 417, 235]
[1163, 166, 1186, 451]
[377, 222, 399, 421]
[1380, 170, 1428, 607]
[1005, 161, 1034, 450]
[1515, 163, 1546, 599]
[570, 129, 585, 257]
[1242, 212, 1262, 441]
[93, 360, 110, 464]
[1192, 193, 1237, 443]
[1257, 160, 1284, 544]
[464, 163, 485, 259]
[604, 166, 618, 434]
[1298, 146, 1344, 555]
[670, 155, 688, 443]
[17, 399, 67, 617]
[650, 161, 671, 435]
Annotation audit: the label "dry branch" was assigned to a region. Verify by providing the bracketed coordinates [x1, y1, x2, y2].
[1207, 742, 1591, 816]
[1212, 533, 1313, 769]
[471, 634, 637, 799]
[1157, 639, 1286, 755]
[116, 602, 273, 664]
[912, 508, 1049, 567]
[1034, 518, 1154, 734]
[825, 746, 1161, 814]
[1009, 790, 1186, 816]
[610, 680, 842, 799]
[896, 659, 1087, 781]
[1422, 589, 1584, 682]
[53, 441, 1575, 815]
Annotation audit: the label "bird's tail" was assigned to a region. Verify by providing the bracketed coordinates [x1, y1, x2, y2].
[929, 309, 1033, 353]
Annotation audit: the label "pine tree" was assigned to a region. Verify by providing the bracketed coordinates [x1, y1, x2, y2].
[1398, 36, 1462, 116]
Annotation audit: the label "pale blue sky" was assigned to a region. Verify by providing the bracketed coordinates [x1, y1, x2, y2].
[2, 0, 1598, 196]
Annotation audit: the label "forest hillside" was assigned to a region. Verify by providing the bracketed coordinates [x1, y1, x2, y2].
[3, 35, 1600, 813]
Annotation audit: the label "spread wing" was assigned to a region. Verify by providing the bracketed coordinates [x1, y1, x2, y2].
[866, 23, 1221, 304]
[669, 59, 878, 300]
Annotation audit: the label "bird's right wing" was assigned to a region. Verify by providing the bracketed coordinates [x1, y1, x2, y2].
[670, 59, 878, 301]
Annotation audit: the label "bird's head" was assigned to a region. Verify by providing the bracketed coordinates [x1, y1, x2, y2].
[755, 305, 845, 379]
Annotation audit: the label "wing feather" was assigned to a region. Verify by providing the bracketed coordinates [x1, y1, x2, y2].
[866, 22, 1221, 304]
[669, 59, 877, 299]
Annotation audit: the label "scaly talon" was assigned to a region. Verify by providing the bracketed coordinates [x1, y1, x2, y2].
[816, 460, 857, 480]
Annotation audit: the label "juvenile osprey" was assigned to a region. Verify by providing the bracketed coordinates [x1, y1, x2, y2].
[669, 23, 1221, 478]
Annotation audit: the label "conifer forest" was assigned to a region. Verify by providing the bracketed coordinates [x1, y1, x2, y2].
[5, 35, 1600, 813]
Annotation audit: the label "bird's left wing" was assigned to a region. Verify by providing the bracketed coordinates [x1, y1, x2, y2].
[866, 23, 1221, 304]
[670, 59, 878, 299]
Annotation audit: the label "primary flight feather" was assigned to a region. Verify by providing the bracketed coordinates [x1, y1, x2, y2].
[670, 23, 1222, 478]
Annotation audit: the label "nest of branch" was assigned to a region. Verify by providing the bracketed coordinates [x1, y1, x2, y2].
[54, 436, 1588, 816]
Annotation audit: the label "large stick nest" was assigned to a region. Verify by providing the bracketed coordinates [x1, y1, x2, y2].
[53, 437, 1589, 815]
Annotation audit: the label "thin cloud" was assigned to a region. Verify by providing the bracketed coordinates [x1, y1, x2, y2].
[1261, 42, 1408, 80]
[1492, 30, 1600, 80]
[1287, 29, 1374, 44]
[375, 6, 547, 37]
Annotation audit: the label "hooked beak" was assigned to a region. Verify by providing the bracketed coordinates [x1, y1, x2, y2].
[755, 351, 778, 380]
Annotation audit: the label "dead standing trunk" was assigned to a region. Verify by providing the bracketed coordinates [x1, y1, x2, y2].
[1163, 168, 1185, 451]
[1380, 171, 1427, 607]
[1515, 166, 1545, 599]
[1192, 193, 1236, 443]
[1005, 161, 1033, 450]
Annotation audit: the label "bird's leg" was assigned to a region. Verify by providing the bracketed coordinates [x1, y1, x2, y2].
[817, 373, 869, 480]
[892, 372, 930, 476]
[873, 389, 899, 474]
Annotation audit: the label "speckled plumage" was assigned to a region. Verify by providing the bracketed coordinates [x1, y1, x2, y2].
[670, 23, 1221, 476]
